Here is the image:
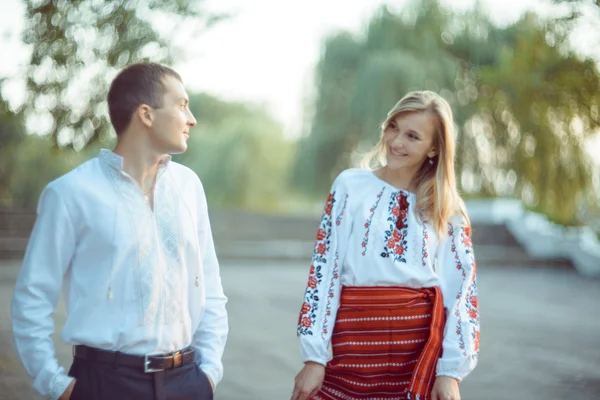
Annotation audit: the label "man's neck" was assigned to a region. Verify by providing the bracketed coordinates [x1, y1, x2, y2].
[113, 137, 163, 191]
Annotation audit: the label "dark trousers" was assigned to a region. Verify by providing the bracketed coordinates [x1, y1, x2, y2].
[68, 356, 214, 400]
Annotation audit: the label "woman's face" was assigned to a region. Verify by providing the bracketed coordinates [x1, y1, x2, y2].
[383, 111, 437, 171]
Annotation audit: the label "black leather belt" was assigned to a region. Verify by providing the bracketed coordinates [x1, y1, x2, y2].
[73, 345, 196, 373]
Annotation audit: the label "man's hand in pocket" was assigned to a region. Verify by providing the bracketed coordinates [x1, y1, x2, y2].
[58, 379, 76, 400]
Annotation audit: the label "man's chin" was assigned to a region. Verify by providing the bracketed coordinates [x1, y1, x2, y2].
[165, 143, 188, 155]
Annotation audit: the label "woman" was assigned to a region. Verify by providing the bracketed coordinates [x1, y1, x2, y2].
[291, 91, 479, 400]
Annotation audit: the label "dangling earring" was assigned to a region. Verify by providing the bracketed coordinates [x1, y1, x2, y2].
[429, 158, 434, 165]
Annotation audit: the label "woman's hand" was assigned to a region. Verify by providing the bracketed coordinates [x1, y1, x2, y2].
[291, 362, 325, 400]
[431, 376, 461, 400]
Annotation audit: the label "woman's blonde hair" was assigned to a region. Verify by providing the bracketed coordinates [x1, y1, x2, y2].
[360, 90, 469, 239]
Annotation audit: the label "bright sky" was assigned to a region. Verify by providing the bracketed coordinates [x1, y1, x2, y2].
[1, 0, 599, 156]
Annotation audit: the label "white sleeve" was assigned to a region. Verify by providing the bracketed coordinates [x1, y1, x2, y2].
[11, 184, 76, 399]
[297, 174, 352, 365]
[192, 180, 229, 387]
[435, 218, 480, 381]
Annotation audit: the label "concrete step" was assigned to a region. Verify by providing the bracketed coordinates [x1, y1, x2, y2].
[0, 238, 573, 269]
[0, 209, 575, 269]
[0, 238, 29, 260]
[214, 241, 573, 268]
[473, 245, 572, 269]
[0, 209, 35, 238]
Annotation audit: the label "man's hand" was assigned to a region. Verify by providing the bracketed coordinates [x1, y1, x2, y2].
[291, 362, 325, 400]
[58, 379, 76, 400]
[206, 375, 214, 392]
[431, 376, 461, 400]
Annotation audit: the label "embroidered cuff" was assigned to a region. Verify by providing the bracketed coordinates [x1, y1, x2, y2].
[49, 374, 74, 400]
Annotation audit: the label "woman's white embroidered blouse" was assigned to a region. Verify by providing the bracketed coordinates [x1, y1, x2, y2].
[297, 168, 479, 381]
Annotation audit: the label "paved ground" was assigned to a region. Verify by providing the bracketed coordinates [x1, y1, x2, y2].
[1, 259, 600, 400]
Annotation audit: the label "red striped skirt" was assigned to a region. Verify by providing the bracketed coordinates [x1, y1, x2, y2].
[313, 286, 445, 400]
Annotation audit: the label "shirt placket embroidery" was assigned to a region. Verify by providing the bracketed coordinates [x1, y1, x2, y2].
[154, 171, 184, 325]
[101, 153, 184, 327]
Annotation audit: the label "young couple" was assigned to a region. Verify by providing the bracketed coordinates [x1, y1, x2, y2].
[12, 63, 478, 400]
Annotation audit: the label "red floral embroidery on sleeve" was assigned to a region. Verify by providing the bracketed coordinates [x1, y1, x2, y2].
[449, 223, 479, 357]
[297, 190, 343, 337]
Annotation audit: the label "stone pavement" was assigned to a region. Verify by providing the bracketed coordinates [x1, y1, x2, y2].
[1, 260, 600, 400]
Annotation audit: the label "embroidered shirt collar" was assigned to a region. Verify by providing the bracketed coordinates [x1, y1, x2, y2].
[98, 149, 172, 170]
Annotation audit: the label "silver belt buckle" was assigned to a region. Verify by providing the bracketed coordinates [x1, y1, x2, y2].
[144, 354, 164, 373]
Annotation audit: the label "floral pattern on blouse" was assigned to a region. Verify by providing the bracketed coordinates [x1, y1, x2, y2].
[380, 191, 410, 262]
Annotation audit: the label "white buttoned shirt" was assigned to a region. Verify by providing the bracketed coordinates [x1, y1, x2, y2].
[11, 149, 228, 399]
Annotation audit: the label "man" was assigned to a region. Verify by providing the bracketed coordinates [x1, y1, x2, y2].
[11, 62, 228, 400]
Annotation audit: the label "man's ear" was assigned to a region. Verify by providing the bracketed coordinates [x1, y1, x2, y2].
[136, 104, 153, 128]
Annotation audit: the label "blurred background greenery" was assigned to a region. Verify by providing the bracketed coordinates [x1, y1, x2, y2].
[0, 0, 599, 231]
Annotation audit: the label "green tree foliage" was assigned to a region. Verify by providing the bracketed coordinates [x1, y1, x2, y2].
[7, 136, 102, 209]
[295, 0, 600, 225]
[175, 93, 295, 213]
[295, 0, 460, 192]
[0, 96, 24, 206]
[463, 13, 600, 224]
[1, 81, 101, 209]
[21, 0, 223, 150]
[2, 91, 291, 212]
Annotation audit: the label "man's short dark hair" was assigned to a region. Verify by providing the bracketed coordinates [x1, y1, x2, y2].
[107, 62, 182, 135]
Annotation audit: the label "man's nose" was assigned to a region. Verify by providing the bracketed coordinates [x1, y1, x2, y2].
[187, 111, 197, 127]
